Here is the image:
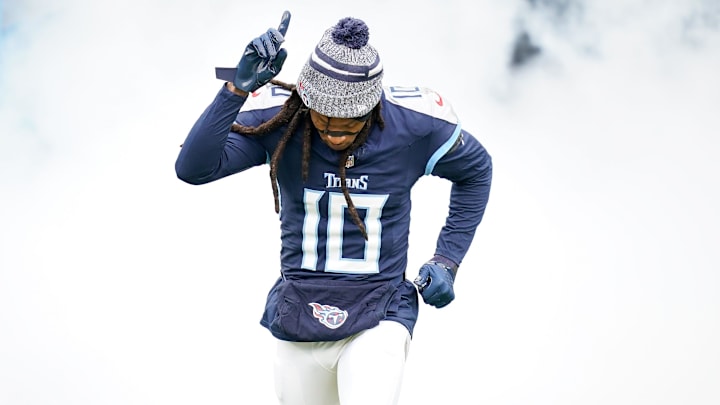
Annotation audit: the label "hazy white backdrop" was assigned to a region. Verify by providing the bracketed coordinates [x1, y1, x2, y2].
[1, 0, 719, 404]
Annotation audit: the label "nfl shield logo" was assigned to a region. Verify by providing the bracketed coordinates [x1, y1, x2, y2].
[345, 155, 355, 168]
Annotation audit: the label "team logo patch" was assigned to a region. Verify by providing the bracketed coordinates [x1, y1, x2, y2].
[308, 302, 348, 329]
[298, 81, 311, 108]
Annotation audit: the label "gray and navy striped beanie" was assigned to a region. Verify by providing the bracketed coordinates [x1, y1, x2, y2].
[296, 17, 383, 118]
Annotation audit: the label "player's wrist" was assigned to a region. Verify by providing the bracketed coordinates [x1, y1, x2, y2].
[226, 81, 249, 97]
[429, 255, 458, 277]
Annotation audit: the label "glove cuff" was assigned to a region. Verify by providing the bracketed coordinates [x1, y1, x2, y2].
[429, 255, 458, 278]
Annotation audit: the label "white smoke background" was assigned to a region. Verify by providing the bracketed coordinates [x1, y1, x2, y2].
[1, 0, 719, 404]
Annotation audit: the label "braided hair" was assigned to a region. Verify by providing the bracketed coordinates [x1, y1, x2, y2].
[231, 79, 385, 240]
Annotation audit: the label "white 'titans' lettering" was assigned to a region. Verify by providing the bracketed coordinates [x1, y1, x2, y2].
[323, 173, 369, 190]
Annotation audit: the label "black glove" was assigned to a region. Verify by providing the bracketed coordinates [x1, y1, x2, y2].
[414, 256, 458, 308]
[222, 11, 291, 92]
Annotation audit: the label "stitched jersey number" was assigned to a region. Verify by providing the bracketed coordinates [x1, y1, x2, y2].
[388, 86, 422, 98]
[301, 190, 388, 274]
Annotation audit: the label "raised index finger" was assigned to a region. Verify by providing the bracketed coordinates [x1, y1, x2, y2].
[277, 10, 291, 37]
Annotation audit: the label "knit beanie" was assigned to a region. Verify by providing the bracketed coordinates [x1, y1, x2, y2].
[296, 17, 384, 118]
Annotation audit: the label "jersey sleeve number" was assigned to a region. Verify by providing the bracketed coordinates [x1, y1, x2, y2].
[301, 189, 388, 274]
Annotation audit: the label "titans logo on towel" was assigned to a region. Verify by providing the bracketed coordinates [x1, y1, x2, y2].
[308, 302, 348, 329]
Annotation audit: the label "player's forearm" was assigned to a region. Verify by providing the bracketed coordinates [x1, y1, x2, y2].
[434, 136, 493, 266]
[434, 177, 491, 265]
[175, 84, 247, 184]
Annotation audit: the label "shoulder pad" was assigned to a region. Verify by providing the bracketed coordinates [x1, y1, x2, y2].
[239, 83, 292, 113]
[383, 86, 458, 124]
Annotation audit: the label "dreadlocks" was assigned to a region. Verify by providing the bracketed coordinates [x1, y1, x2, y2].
[230, 80, 385, 240]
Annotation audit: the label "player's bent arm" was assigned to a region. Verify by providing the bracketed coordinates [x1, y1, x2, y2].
[431, 131, 493, 266]
[175, 84, 264, 184]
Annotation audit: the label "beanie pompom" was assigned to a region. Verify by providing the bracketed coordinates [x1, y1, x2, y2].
[331, 17, 369, 49]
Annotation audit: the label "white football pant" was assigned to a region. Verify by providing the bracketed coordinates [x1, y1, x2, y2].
[273, 320, 411, 405]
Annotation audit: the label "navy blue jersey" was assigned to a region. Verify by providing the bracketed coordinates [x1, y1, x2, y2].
[176, 83, 492, 335]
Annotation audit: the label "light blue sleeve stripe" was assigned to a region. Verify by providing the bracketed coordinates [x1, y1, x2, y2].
[424, 122, 462, 176]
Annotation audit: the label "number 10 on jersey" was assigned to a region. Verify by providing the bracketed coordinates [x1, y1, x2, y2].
[301, 189, 389, 274]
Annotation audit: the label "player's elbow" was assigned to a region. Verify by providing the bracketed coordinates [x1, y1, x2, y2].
[175, 160, 211, 185]
[176, 172, 205, 185]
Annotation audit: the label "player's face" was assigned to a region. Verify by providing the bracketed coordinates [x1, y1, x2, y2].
[310, 110, 366, 151]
